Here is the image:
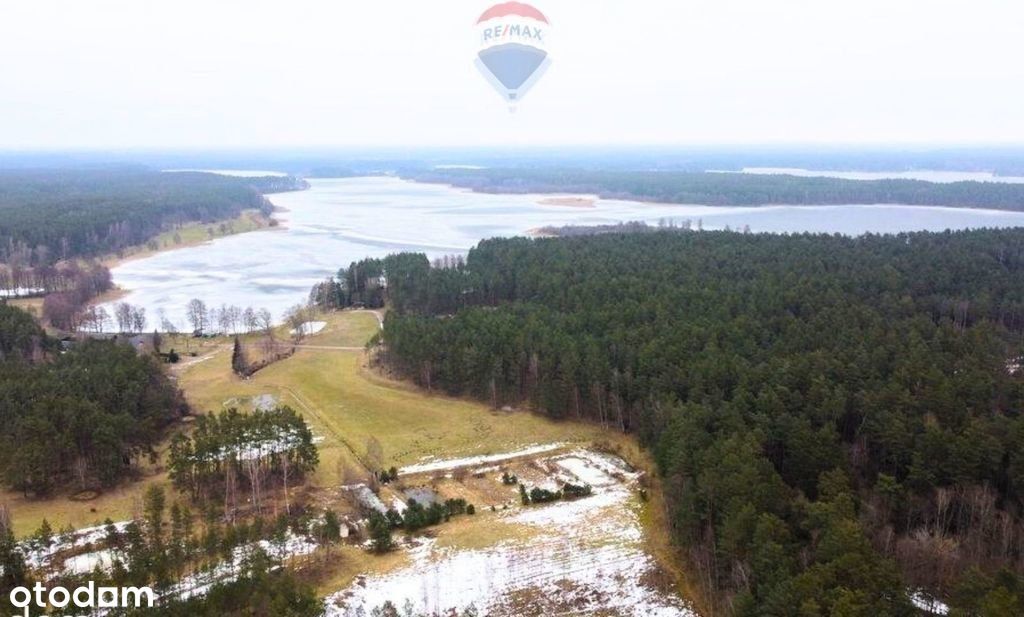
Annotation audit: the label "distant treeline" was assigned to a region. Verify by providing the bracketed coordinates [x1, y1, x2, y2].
[321, 229, 1024, 614]
[0, 303, 184, 494]
[534, 221, 665, 237]
[7, 146, 1024, 176]
[0, 169, 306, 266]
[407, 168, 1024, 210]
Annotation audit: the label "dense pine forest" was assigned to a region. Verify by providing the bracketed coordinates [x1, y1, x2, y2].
[314, 229, 1024, 615]
[0, 169, 303, 267]
[0, 303, 184, 494]
[408, 167, 1024, 211]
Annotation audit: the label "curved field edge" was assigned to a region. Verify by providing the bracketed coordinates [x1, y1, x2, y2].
[1, 310, 701, 613]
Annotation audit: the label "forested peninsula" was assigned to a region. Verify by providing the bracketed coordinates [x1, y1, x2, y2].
[313, 228, 1024, 615]
[0, 169, 304, 267]
[407, 167, 1024, 210]
[0, 169, 305, 330]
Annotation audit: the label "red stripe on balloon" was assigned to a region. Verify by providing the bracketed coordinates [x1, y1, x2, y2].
[477, 2, 549, 24]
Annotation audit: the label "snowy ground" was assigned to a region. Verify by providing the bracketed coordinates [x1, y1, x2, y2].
[63, 549, 119, 575]
[291, 321, 326, 336]
[398, 443, 566, 476]
[252, 393, 278, 411]
[202, 427, 320, 463]
[910, 591, 950, 616]
[326, 448, 696, 617]
[168, 531, 318, 601]
[19, 519, 318, 602]
[20, 520, 133, 572]
[0, 287, 45, 298]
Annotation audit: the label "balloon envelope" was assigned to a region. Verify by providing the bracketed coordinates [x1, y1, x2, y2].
[475, 2, 551, 105]
[478, 44, 548, 100]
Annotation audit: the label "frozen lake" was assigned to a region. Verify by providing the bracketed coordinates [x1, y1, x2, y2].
[106, 176, 1024, 329]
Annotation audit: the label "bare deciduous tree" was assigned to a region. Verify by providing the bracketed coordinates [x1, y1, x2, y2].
[130, 305, 146, 333]
[257, 308, 273, 334]
[114, 301, 133, 333]
[186, 298, 208, 334]
[243, 307, 258, 333]
[365, 436, 384, 474]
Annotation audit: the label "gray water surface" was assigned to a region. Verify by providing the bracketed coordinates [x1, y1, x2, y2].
[105, 177, 1024, 330]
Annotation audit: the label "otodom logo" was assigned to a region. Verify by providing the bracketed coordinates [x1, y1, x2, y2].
[9, 582, 155, 617]
[475, 1, 551, 109]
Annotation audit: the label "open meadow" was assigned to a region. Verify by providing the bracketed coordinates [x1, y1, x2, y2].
[2, 309, 695, 614]
[175, 310, 629, 489]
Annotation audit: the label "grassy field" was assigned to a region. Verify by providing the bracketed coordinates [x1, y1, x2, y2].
[176, 310, 618, 488]
[0, 309, 693, 611]
[170, 310, 690, 602]
[7, 296, 44, 320]
[0, 310, 629, 534]
[2, 475, 167, 538]
[101, 209, 275, 268]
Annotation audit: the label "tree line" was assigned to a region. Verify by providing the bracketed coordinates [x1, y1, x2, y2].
[325, 228, 1024, 615]
[0, 169, 304, 267]
[168, 407, 319, 520]
[0, 304, 184, 494]
[310, 253, 466, 319]
[407, 167, 1024, 211]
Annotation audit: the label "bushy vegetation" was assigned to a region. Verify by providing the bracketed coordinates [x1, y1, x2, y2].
[338, 228, 1024, 614]
[409, 167, 1024, 210]
[369, 496, 477, 552]
[122, 566, 323, 617]
[0, 306, 184, 494]
[0, 302, 50, 360]
[40, 262, 114, 330]
[365, 600, 478, 617]
[518, 482, 592, 506]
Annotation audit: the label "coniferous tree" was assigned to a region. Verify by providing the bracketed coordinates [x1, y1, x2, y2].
[231, 336, 248, 377]
[368, 511, 393, 553]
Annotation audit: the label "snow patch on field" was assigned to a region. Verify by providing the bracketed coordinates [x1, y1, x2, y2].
[0, 287, 45, 298]
[19, 520, 318, 599]
[399, 443, 566, 476]
[20, 520, 133, 571]
[327, 448, 694, 616]
[327, 540, 689, 617]
[251, 393, 278, 411]
[291, 321, 326, 336]
[910, 590, 950, 615]
[63, 549, 119, 575]
[168, 531, 318, 601]
[511, 450, 643, 542]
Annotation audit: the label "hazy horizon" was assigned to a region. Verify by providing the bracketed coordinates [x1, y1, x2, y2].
[2, 0, 1022, 149]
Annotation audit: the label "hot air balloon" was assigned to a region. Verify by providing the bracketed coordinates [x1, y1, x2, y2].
[475, 2, 551, 109]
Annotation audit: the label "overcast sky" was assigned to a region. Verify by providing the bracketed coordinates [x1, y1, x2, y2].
[1, 0, 1022, 149]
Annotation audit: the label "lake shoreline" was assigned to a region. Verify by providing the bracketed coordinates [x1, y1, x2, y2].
[404, 176, 1024, 214]
[100, 209, 281, 271]
[103, 176, 1024, 333]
